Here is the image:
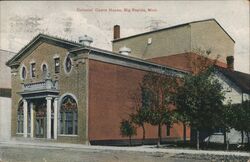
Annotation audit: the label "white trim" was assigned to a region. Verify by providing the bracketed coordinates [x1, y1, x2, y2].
[59, 93, 78, 106]
[58, 134, 78, 137]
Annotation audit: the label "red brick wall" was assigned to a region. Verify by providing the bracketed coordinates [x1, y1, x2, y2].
[88, 60, 189, 141]
[148, 53, 227, 72]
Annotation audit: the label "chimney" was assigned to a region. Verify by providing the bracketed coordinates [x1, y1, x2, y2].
[79, 35, 93, 46]
[226, 56, 234, 70]
[119, 46, 131, 55]
[113, 25, 120, 40]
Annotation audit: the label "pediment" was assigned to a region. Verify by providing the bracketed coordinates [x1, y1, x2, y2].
[6, 34, 81, 67]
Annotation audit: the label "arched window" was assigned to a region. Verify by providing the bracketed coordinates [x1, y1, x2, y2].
[21, 66, 26, 80]
[60, 95, 78, 135]
[42, 64, 48, 78]
[65, 56, 72, 73]
[17, 101, 24, 133]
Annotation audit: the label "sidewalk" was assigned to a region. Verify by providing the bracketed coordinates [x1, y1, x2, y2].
[0, 140, 249, 157]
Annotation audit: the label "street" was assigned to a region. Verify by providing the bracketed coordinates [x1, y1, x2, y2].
[0, 141, 249, 162]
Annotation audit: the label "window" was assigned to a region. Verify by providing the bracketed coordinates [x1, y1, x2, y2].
[54, 58, 60, 73]
[30, 63, 36, 78]
[42, 64, 48, 78]
[65, 56, 72, 73]
[60, 95, 77, 135]
[17, 101, 24, 133]
[21, 66, 26, 80]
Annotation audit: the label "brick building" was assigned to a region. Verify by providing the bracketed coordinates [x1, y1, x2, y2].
[6, 18, 248, 145]
[6, 33, 188, 144]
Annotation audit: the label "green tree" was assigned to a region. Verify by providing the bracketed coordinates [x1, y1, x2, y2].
[228, 101, 250, 145]
[141, 72, 177, 147]
[120, 119, 137, 146]
[175, 67, 225, 150]
[130, 108, 149, 145]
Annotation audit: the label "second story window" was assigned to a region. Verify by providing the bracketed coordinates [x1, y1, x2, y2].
[42, 64, 48, 78]
[31, 63, 36, 78]
[21, 66, 26, 80]
[54, 58, 60, 73]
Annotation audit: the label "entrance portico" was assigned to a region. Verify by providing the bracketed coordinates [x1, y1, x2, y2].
[19, 75, 59, 139]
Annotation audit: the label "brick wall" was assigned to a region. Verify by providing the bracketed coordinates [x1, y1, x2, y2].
[148, 53, 227, 72]
[88, 59, 189, 141]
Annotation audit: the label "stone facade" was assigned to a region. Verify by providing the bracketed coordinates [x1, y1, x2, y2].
[9, 40, 88, 143]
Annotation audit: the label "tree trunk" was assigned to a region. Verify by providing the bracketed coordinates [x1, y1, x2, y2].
[224, 131, 229, 151]
[247, 132, 250, 144]
[183, 123, 186, 144]
[129, 136, 132, 146]
[241, 131, 244, 145]
[157, 124, 162, 148]
[142, 125, 145, 145]
[223, 130, 226, 145]
[197, 130, 200, 150]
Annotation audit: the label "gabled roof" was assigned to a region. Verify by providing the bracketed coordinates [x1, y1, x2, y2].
[112, 18, 235, 43]
[216, 66, 250, 94]
[6, 34, 82, 66]
[6, 33, 188, 75]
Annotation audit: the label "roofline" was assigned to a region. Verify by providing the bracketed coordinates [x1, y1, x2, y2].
[69, 46, 189, 75]
[112, 18, 235, 43]
[214, 66, 250, 94]
[6, 33, 81, 67]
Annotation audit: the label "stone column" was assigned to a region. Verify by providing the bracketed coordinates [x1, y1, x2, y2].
[46, 97, 52, 139]
[30, 102, 34, 138]
[53, 98, 58, 139]
[23, 99, 28, 138]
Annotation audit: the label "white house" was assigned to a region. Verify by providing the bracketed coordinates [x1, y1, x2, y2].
[0, 49, 15, 141]
[206, 66, 250, 144]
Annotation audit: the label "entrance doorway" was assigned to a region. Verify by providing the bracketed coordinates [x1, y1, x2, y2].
[35, 101, 46, 138]
[35, 117, 45, 138]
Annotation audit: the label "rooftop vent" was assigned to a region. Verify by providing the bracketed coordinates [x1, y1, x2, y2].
[119, 46, 131, 56]
[79, 35, 93, 46]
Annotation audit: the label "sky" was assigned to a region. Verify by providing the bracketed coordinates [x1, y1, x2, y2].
[0, 1, 249, 73]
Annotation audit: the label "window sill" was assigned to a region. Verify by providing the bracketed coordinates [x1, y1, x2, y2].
[58, 134, 78, 137]
[16, 133, 24, 135]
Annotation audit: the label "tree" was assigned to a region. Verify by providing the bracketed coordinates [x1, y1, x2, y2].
[120, 119, 137, 146]
[130, 108, 149, 145]
[175, 67, 225, 150]
[141, 72, 177, 147]
[227, 101, 250, 145]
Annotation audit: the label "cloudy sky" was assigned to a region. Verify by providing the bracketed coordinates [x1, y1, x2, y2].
[0, 1, 249, 73]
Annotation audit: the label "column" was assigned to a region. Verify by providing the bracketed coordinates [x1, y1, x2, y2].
[23, 99, 28, 138]
[46, 97, 52, 139]
[53, 98, 58, 139]
[30, 102, 34, 138]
